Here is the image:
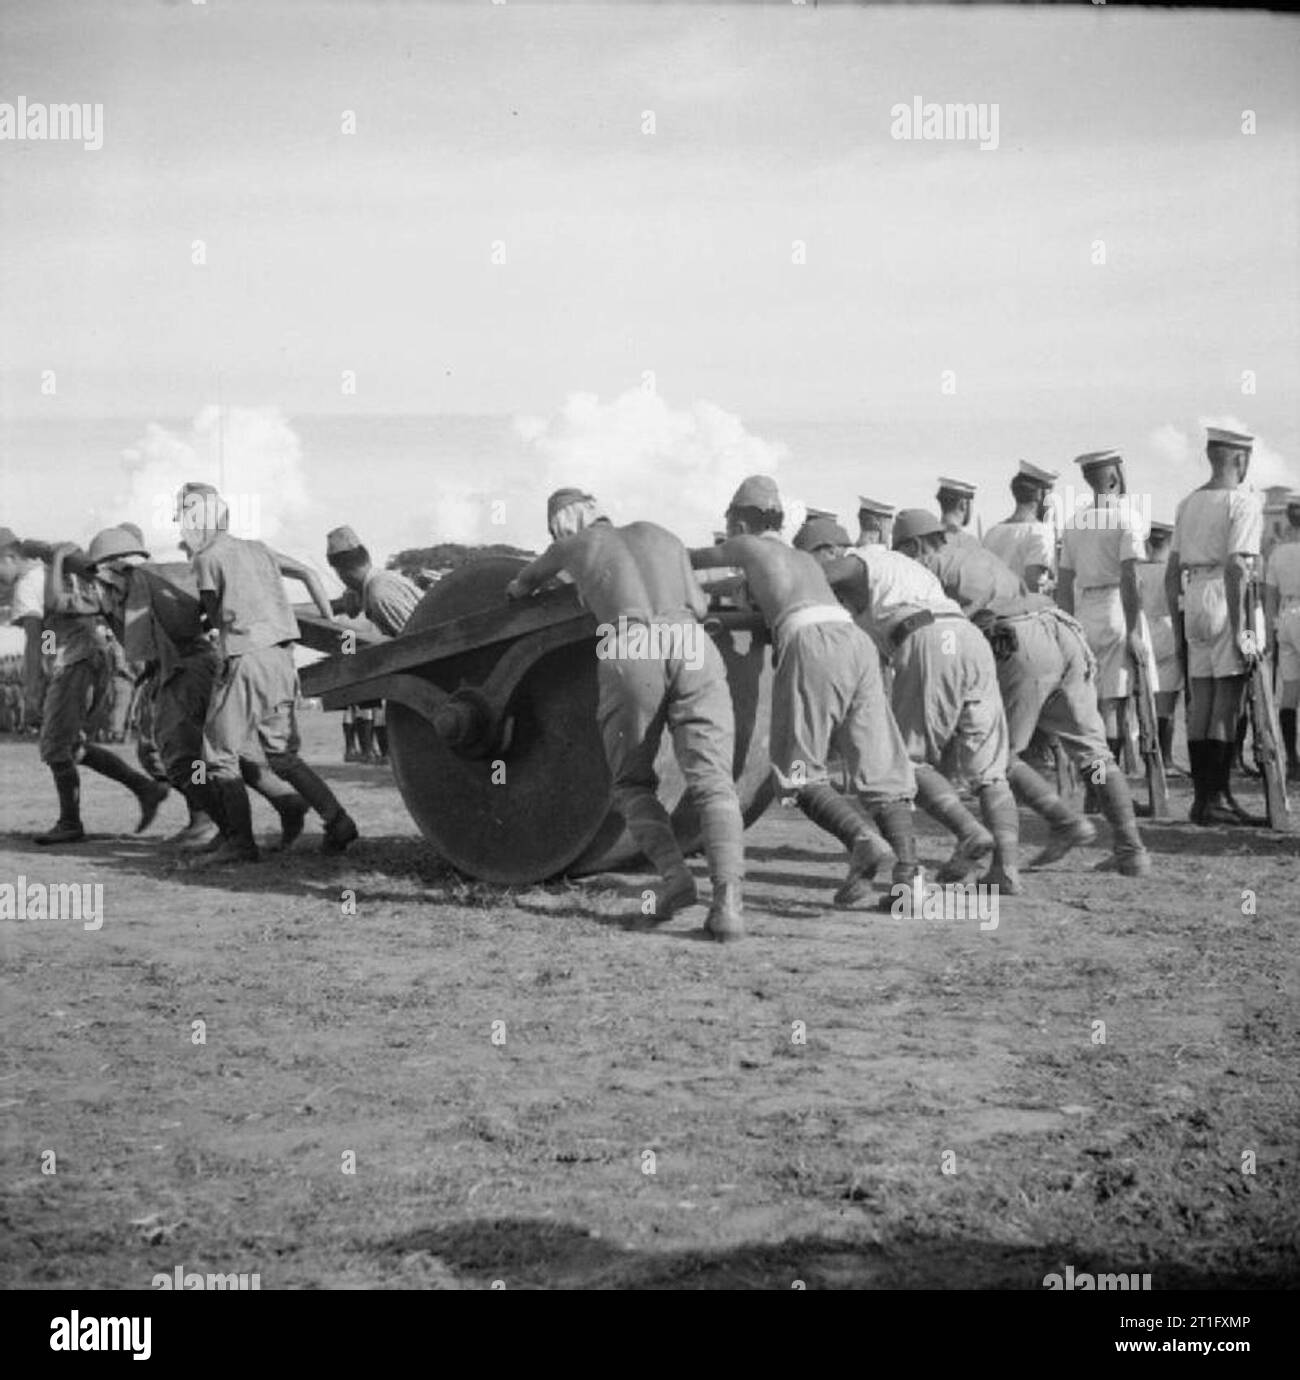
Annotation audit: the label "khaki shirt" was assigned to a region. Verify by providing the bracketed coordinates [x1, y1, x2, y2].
[192, 533, 299, 659]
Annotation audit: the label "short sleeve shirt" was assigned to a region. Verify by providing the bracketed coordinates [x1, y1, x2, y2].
[361, 568, 421, 637]
[1171, 489, 1263, 566]
[192, 533, 299, 658]
[1058, 501, 1144, 586]
[982, 521, 1055, 580]
[847, 546, 963, 643]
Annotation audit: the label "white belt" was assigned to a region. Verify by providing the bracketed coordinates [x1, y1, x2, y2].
[774, 603, 851, 642]
[1078, 584, 1119, 596]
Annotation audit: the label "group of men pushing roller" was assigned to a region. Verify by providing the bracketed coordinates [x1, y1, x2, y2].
[4, 422, 1293, 945]
[506, 424, 1293, 942]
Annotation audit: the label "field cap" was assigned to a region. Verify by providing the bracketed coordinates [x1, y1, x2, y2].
[1074, 450, 1124, 472]
[326, 525, 364, 559]
[728, 475, 782, 513]
[1206, 426, 1254, 450]
[936, 477, 976, 501]
[857, 496, 895, 518]
[892, 509, 947, 546]
[793, 517, 851, 552]
[546, 487, 595, 523]
[1017, 461, 1058, 486]
[0, 526, 19, 554]
[87, 526, 150, 565]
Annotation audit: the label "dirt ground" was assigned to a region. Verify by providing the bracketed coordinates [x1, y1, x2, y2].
[2, 710, 1297, 1290]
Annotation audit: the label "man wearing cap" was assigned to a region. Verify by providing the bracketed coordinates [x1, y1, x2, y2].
[1264, 491, 1300, 780]
[179, 483, 359, 863]
[1136, 521, 1183, 773]
[893, 509, 1151, 877]
[23, 530, 169, 844]
[855, 499, 895, 550]
[1166, 429, 1266, 824]
[690, 488, 920, 912]
[507, 488, 746, 940]
[1056, 451, 1149, 805]
[326, 525, 422, 765]
[983, 463, 1059, 594]
[87, 526, 309, 852]
[802, 517, 1024, 894]
[936, 479, 980, 550]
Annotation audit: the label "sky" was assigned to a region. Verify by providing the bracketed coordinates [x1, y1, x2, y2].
[0, 0, 1297, 569]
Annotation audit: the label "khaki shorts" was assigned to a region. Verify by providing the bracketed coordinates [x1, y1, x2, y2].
[1075, 585, 1129, 698]
[1184, 570, 1246, 679]
[204, 643, 301, 779]
[891, 617, 1008, 787]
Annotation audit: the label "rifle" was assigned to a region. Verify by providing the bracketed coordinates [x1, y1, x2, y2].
[1129, 625, 1171, 821]
[1240, 576, 1296, 832]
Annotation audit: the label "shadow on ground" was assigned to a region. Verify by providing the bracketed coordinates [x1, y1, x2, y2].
[367, 1216, 1300, 1290]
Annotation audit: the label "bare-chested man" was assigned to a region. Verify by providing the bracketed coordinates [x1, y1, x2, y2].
[690, 479, 920, 912]
[505, 489, 745, 941]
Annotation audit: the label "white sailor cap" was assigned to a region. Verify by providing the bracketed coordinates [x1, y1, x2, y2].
[936, 477, 976, 499]
[1147, 520, 1174, 540]
[1017, 461, 1058, 486]
[1074, 450, 1124, 472]
[805, 506, 838, 522]
[857, 496, 895, 519]
[1206, 426, 1254, 450]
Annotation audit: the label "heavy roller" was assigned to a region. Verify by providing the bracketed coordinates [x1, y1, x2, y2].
[297, 556, 775, 884]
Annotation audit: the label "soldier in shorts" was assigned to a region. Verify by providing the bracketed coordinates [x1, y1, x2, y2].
[1056, 451, 1150, 805]
[893, 509, 1151, 877]
[803, 518, 1023, 894]
[179, 483, 358, 864]
[690, 484, 920, 913]
[1136, 521, 1184, 773]
[1166, 428, 1266, 824]
[507, 489, 746, 940]
[1264, 492, 1300, 780]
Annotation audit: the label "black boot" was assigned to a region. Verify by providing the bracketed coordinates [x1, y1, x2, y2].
[35, 764, 85, 845]
[194, 779, 260, 865]
[268, 758, 358, 853]
[80, 743, 169, 833]
[975, 779, 1025, 894]
[1218, 739, 1267, 826]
